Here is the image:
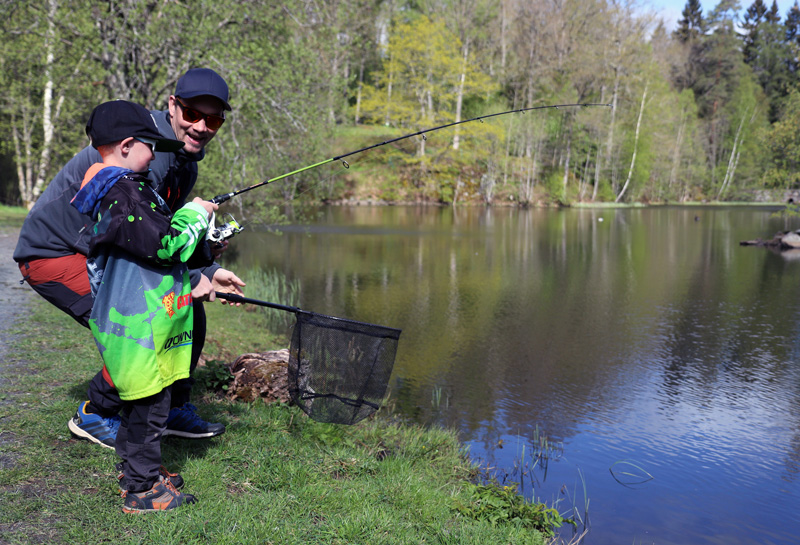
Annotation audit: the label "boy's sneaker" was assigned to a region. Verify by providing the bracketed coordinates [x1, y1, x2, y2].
[67, 401, 120, 449]
[116, 462, 184, 496]
[163, 403, 225, 439]
[122, 477, 197, 514]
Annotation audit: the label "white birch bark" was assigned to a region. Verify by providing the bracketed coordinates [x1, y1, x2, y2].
[354, 57, 365, 124]
[616, 81, 648, 203]
[718, 107, 755, 199]
[452, 43, 469, 150]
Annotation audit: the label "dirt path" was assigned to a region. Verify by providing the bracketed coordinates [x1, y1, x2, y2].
[0, 227, 31, 474]
[0, 227, 33, 376]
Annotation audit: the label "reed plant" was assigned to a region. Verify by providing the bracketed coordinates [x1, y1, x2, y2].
[235, 266, 301, 333]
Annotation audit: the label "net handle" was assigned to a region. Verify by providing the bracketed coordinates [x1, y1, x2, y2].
[214, 291, 306, 315]
[215, 292, 402, 335]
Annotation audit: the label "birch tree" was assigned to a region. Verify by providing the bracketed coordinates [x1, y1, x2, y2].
[358, 15, 469, 155]
[0, 1, 96, 208]
[616, 81, 648, 202]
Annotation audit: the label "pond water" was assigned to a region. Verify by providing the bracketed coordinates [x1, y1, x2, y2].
[226, 205, 800, 545]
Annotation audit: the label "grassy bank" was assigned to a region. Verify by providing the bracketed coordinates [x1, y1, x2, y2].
[0, 204, 27, 225]
[0, 266, 555, 543]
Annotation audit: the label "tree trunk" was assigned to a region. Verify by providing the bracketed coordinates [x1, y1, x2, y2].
[616, 81, 647, 203]
[354, 56, 365, 124]
[452, 43, 469, 150]
[562, 121, 573, 202]
[501, 0, 508, 71]
[606, 64, 620, 196]
[13, 112, 33, 209]
[328, 46, 341, 124]
[718, 107, 755, 199]
[16, 0, 63, 209]
[32, 0, 60, 205]
[579, 147, 592, 201]
[669, 109, 686, 196]
[384, 51, 394, 125]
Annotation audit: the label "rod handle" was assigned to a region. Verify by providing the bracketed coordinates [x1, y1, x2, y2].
[210, 192, 234, 205]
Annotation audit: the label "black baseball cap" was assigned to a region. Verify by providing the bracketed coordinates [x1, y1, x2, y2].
[86, 100, 184, 152]
[175, 68, 231, 111]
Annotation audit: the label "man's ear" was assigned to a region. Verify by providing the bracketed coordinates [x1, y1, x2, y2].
[168, 95, 180, 132]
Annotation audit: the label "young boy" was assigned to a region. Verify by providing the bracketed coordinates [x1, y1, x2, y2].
[71, 100, 218, 513]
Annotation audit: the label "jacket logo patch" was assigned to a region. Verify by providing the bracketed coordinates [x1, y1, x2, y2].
[162, 292, 175, 318]
[176, 293, 192, 310]
[164, 330, 192, 351]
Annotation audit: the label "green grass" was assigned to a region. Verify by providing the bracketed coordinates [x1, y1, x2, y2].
[0, 296, 549, 544]
[0, 204, 28, 226]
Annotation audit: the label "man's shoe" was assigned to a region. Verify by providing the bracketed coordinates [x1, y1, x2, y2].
[67, 401, 120, 449]
[116, 462, 184, 496]
[163, 403, 225, 439]
[122, 477, 196, 513]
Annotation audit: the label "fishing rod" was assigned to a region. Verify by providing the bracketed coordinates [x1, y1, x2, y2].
[205, 102, 611, 243]
[209, 102, 610, 206]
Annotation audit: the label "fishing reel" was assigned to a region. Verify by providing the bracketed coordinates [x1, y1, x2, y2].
[207, 212, 244, 245]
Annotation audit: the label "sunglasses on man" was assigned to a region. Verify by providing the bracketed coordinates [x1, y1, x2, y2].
[175, 96, 225, 130]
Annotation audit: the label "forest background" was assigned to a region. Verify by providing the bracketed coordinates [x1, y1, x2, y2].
[2, 0, 800, 214]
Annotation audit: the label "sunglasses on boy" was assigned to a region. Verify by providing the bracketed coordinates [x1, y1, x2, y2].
[174, 97, 226, 130]
[135, 137, 157, 154]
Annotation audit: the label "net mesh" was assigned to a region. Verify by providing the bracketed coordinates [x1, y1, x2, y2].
[288, 312, 401, 425]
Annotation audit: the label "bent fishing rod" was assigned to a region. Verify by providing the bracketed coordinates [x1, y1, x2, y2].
[209, 102, 611, 206]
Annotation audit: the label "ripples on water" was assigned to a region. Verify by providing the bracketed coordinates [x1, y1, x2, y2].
[233, 206, 800, 545]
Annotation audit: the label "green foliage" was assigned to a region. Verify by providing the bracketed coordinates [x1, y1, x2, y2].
[238, 266, 301, 333]
[4, 0, 800, 208]
[770, 202, 800, 221]
[453, 480, 575, 537]
[544, 169, 565, 203]
[761, 89, 800, 188]
[594, 178, 617, 202]
[193, 1, 333, 208]
[194, 359, 234, 393]
[358, 14, 497, 158]
[0, 2, 101, 206]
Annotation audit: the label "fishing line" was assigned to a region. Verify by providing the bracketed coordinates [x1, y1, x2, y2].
[210, 102, 611, 205]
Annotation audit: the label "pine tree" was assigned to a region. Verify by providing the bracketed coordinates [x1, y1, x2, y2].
[742, 0, 767, 64]
[766, 0, 781, 22]
[674, 0, 705, 43]
[742, 0, 791, 121]
[785, 1, 800, 80]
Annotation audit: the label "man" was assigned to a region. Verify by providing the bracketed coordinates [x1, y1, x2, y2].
[13, 68, 245, 448]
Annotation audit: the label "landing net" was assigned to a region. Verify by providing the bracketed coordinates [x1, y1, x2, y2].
[288, 311, 401, 425]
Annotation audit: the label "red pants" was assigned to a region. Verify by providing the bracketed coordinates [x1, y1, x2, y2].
[18, 253, 92, 327]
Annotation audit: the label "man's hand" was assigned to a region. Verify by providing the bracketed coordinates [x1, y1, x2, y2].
[191, 273, 216, 302]
[211, 240, 229, 260]
[212, 268, 246, 305]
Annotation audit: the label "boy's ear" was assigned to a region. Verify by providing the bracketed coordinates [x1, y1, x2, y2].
[119, 137, 136, 154]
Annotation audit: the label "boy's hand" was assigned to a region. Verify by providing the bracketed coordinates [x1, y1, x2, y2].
[191, 274, 216, 302]
[192, 197, 218, 218]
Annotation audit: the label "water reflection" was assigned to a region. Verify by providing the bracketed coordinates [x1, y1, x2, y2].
[227, 206, 800, 545]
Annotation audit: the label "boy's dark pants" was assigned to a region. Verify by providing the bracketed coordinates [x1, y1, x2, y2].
[116, 388, 172, 493]
[86, 304, 206, 416]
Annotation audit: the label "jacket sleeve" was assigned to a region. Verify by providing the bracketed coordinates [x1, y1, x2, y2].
[13, 145, 102, 261]
[92, 181, 210, 265]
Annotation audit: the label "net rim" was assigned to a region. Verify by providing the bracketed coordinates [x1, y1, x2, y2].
[297, 310, 402, 339]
